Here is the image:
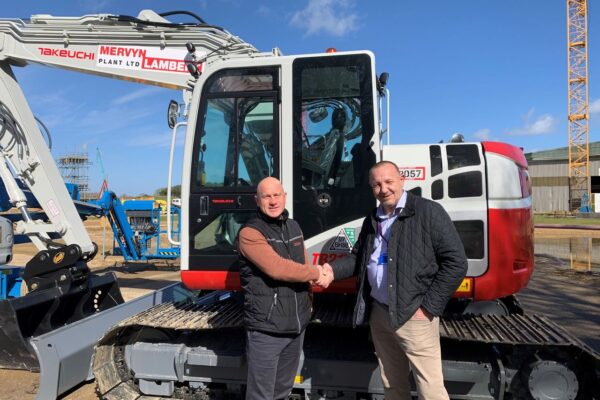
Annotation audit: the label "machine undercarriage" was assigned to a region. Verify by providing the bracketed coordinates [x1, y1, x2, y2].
[93, 291, 600, 400]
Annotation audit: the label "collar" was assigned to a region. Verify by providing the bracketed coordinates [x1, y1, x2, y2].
[376, 190, 407, 219]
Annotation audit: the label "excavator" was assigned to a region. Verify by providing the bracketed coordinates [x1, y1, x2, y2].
[0, 9, 597, 400]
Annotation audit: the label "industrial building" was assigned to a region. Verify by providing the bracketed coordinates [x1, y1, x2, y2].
[526, 141, 600, 212]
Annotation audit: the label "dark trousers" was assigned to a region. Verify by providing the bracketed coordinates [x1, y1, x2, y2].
[245, 329, 305, 400]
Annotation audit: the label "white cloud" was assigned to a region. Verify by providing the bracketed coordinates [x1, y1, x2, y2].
[590, 98, 600, 114]
[127, 131, 184, 148]
[508, 109, 556, 136]
[27, 89, 86, 131]
[257, 5, 271, 16]
[78, 106, 154, 135]
[290, 0, 359, 37]
[26, 87, 161, 143]
[472, 128, 491, 141]
[111, 87, 164, 106]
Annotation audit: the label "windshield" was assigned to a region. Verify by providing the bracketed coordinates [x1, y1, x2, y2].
[192, 69, 278, 190]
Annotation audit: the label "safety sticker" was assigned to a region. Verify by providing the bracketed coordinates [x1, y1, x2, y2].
[398, 166, 426, 180]
[96, 45, 204, 73]
[46, 199, 60, 216]
[344, 228, 356, 246]
[329, 229, 353, 251]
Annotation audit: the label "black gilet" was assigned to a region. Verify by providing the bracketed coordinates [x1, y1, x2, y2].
[238, 210, 312, 335]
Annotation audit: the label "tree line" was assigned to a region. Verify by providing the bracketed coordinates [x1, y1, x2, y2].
[155, 185, 181, 197]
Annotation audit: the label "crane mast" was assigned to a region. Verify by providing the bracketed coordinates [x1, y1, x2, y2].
[567, 0, 590, 212]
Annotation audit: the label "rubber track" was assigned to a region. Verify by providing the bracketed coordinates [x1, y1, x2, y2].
[441, 313, 600, 351]
[93, 295, 600, 399]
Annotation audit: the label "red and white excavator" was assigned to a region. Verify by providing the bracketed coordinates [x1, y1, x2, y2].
[0, 9, 597, 400]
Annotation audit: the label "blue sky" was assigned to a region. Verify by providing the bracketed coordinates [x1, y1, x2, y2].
[5, 0, 599, 195]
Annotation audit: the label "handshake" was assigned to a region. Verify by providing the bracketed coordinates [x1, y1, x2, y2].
[313, 263, 334, 288]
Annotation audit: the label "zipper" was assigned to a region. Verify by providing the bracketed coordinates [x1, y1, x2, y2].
[266, 291, 278, 322]
[279, 222, 292, 258]
[294, 292, 301, 333]
[281, 221, 301, 332]
[276, 221, 302, 332]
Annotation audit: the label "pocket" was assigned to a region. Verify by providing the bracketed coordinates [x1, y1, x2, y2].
[266, 292, 278, 322]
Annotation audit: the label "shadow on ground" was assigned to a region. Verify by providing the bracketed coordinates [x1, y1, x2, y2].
[93, 260, 180, 274]
[518, 254, 600, 351]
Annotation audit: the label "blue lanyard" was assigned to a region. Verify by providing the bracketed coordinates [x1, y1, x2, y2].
[377, 222, 388, 245]
[377, 208, 403, 246]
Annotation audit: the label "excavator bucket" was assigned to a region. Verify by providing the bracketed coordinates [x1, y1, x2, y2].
[0, 270, 124, 370]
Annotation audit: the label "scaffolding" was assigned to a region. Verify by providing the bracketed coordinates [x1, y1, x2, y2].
[57, 152, 93, 200]
[567, 0, 590, 211]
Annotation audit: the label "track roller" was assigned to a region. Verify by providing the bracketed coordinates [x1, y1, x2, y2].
[524, 360, 578, 400]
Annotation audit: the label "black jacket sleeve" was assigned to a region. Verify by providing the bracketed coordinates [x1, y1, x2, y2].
[421, 202, 468, 316]
[329, 216, 369, 280]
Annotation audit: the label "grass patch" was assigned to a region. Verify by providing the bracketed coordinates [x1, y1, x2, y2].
[535, 214, 600, 226]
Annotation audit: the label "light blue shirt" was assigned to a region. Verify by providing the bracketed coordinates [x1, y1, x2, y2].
[367, 191, 407, 305]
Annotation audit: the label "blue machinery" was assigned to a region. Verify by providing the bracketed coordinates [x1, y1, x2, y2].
[0, 183, 181, 263]
[0, 267, 22, 299]
[92, 191, 181, 262]
[0, 187, 180, 299]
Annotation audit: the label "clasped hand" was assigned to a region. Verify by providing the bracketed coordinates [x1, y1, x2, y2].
[313, 263, 334, 288]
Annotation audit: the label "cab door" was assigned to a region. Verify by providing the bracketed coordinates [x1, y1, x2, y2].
[292, 54, 377, 242]
[187, 68, 279, 285]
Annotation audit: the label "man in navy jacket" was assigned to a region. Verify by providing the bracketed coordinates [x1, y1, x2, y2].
[324, 161, 467, 399]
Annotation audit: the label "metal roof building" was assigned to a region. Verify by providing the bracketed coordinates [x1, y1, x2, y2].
[525, 142, 600, 212]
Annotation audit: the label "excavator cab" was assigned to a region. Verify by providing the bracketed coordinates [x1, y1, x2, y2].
[181, 52, 379, 290]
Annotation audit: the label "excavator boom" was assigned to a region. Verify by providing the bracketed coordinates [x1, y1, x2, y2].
[0, 10, 258, 89]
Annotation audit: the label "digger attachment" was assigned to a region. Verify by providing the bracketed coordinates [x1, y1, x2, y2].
[0, 245, 124, 371]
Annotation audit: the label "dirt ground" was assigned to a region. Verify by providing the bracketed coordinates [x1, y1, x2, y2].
[536, 226, 600, 239]
[0, 223, 598, 400]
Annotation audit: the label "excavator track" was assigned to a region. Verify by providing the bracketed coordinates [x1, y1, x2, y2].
[93, 292, 600, 400]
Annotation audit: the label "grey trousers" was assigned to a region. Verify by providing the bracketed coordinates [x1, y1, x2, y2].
[245, 329, 305, 400]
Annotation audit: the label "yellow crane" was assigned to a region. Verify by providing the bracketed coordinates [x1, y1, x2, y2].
[567, 0, 590, 211]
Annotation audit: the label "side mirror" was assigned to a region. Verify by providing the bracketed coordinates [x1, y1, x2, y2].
[379, 72, 389, 86]
[377, 72, 389, 96]
[167, 100, 179, 129]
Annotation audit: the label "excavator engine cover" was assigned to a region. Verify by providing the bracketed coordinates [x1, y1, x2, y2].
[0, 253, 124, 370]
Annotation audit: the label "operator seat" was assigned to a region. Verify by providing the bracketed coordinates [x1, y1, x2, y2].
[321, 108, 347, 187]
